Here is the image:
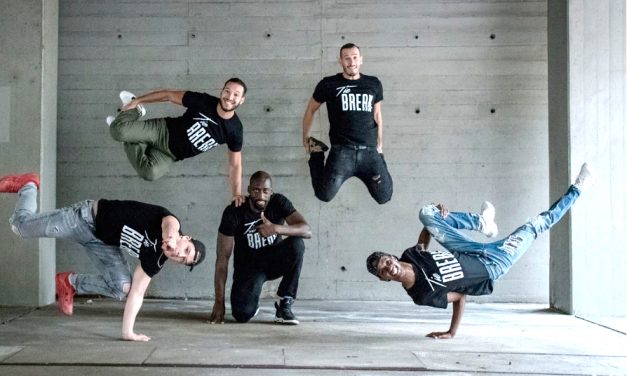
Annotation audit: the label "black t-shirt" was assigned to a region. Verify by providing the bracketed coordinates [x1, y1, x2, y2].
[401, 246, 493, 309]
[94, 199, 179, 277]
[312, 73, 383, 146]
[218, 194, 296, 270]
[165, 92, 243, 160]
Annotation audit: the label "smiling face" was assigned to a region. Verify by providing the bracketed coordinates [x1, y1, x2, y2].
[219, 81, 246, 113]
[161, 235, 198, 266]
[339, 46, 363, 79]
[376, 255, 405, 282]
[248, 177, 273, 212]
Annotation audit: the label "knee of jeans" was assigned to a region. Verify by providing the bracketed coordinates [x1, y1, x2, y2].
[138, 168, 161, 182]
[110, 281, 131, 300]
[109, 122, 126, 141]
[232, 307, 256, 323]
[374, 189, 392, 205]
[419, 205, 438, 222]
[315, 190, 334, 202]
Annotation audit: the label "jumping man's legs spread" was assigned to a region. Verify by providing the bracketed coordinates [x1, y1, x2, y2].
[109, 109, 176, 181]
[9, 185, 132, 299]
[355, 149, 393, 204]
[308, 146, 354, 202]
[482, 185, 582, 280]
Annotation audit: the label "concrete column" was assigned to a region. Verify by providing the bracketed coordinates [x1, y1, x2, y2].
[548, 0, 626, 320]
[0, 0, 58, 306]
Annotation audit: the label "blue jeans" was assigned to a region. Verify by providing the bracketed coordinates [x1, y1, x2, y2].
[230, 237, 305, 323]
[308, 144, 393, 204]
[9, 184, 132, 299]
[418, 185, 581, 280]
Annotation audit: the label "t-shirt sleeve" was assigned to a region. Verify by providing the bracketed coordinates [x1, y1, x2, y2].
[226, 120, 243, 152]
[276, 194, 296, 218]
[218, 205, 238, 236]
[374, 78, 383, 104]
[312, 80, 326, 104]
[182, 91, 210, 108]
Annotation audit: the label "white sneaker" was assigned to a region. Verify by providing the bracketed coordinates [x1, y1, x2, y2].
[119, 90, 146, 117]
[574, 162, 594, 191]
[480, 201, 498, 238]
[105, 115, 115, 127]
[119, 90, 136, 106]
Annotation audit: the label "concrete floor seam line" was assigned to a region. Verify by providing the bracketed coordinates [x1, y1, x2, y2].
[0, 363, 593, 375]
[0, 308, 38, 325]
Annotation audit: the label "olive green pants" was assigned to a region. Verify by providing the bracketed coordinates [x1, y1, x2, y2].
[109, 109, 176, 181]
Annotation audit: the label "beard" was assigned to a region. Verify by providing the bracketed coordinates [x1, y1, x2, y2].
[220, 99, 240, 112]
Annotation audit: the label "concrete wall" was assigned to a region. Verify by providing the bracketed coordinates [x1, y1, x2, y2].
[0, 0, 58, 305]
[548, 0, 626, 319]
[53, 0, 550, 301]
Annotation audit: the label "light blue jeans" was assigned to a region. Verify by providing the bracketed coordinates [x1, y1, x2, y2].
[418, 185, 581, 280]
[9, 184, 132, 299]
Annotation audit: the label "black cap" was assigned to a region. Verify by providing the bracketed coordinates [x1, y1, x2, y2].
[189, 239, 206, 271]
[366, 251, 393, 277]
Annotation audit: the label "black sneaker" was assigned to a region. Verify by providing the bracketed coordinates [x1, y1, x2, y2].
[307, 137, 329, 153]
[274, 297, 299, 325]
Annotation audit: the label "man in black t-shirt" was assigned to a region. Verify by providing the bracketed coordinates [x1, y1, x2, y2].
[366, 163, 593, 339]
[302, 43, 393, 204]
[1, 172, 206, 342]
[107, 78, 247, 206]
[209, 171, 311, 325]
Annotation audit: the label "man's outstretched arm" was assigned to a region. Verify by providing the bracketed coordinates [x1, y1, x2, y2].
[123, 90, 186, 111]
[121, 265, 152, 341]
[426, 292, 466, 339]
[208, 232, 234, 324]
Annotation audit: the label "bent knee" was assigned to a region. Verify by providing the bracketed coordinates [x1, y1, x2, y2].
[314, 191, 334, 202]
[110, 281, 131, 300]
[232, 309, 255, 323]
[418, 204, 439, 223]
[109, 122, 126, 141]
[138, 170, 160, 181]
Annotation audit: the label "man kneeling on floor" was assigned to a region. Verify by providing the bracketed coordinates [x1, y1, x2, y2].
[366, 163, 593, 339]
[209, 171, 311, 325]
[0, 173, 206, 342]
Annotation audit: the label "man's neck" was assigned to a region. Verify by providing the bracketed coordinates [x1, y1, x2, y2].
[342, 73, 361, 80]
[216, 104, 235, 120]
[399, 262, 416, 289]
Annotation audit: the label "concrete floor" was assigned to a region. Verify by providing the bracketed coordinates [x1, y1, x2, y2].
[0, 299, 625, 375]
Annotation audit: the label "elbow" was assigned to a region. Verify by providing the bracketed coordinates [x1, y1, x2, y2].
[301, 224, 312, 239]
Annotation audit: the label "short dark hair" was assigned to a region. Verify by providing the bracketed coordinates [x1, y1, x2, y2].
[189, 239, 206, 272]
[340, 43, 360, 55]
[224, 77, 247, 95]
[366, 251, 393, 277]
[250, 170, 272, 186]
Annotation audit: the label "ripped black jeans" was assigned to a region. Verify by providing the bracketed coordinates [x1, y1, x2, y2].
[308, 144, 393, 204]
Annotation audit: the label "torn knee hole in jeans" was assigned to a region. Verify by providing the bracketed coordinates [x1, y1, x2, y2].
[499, 235, 524, 256]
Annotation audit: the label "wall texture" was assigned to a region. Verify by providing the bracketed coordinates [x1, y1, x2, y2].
[0, 0, 58, 305]
[56, 0, 549, 301]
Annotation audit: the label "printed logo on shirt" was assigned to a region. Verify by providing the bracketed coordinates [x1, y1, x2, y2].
[187, 112, 219, 152]
[119, 225, 157, 258]
[243, 219, 278, 250]
[335, 85, 373, 112]
[430, 249, 464, 283]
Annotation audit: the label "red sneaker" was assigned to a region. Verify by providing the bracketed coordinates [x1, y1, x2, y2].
[0, 173, 40, 193]
[55, 272, 76, 316]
